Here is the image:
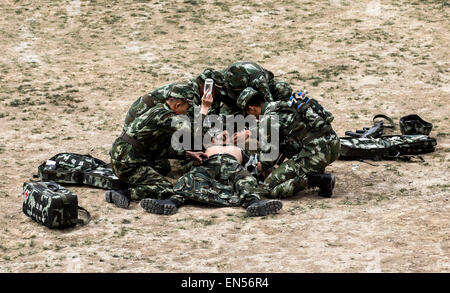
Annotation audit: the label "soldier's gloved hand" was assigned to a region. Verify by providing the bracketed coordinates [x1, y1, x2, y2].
[200, 90, 213, 115]
[186, 151, 209, 165]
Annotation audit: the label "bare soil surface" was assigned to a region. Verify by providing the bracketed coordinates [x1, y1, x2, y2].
[0, 0, 449, 272]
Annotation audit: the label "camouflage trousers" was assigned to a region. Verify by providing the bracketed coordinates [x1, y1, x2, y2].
[264, 130, 341, 198]
[171, 153, 260, 207]
[111, 158, 173, 201]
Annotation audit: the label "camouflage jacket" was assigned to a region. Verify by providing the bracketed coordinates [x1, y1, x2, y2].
[124, 83, 175, 129]
[257, 100, 335, 170]
[124, 79, 229, 130]
[223, 61, 275, 103]
[111, 103, 191, 164]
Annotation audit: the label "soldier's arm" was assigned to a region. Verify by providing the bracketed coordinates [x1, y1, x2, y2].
[258, 114, 279, 171]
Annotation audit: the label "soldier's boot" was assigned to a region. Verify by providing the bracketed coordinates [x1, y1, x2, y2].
[307, 173, 336, 198]
[105, 189, 131, 209]
[246, 199, 283, 217]
[140, 198, 180, 215]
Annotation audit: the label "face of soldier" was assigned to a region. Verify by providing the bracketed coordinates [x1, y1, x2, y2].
[172, 100, 191, 115]
[246, 105, 262, 119]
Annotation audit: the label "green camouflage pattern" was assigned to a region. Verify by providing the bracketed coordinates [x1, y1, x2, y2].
[223, 61, 292, 103]
[257, 101, 340, 198]
[110, 103, 191, 200]
[52, 153, 105, 171]
[339, 134, 437, 160]
[269, 80, 292, 101]
[124, 82, 199, 128]
[399, 114, 433, 136]
[82, 166, 127, 190]
[38, 164, 83, 184]
[236, 87, 260, 112]
[38, 153, 108, 184]
[171, 153, 260, 207]
[23, 181, 78, 228]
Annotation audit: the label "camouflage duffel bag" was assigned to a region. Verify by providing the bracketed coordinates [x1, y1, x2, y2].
[339, 135, 437, 161]
[82, 166, 127, 190]
[37, 153, 127, 189]
[22, 181, 91, 229]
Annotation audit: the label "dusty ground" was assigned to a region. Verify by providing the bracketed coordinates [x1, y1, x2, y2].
[0, 0, 449, 273]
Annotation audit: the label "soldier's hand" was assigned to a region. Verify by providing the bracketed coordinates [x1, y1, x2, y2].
[233, 130, 251, 144]
[186, 151, 209, 165]
[200, 90, 213, 115]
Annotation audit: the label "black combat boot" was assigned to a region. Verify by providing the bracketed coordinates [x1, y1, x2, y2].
[246, 199, 283, 217]
[140, 198, 180, 215]
[105, 189, 131, 209]
[307, 173, 336, 198]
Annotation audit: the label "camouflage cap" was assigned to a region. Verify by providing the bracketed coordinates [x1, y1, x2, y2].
[197, 68, 227, 97]
[168, 83, 195, 104]
[198, 68, 224, 86]
[399, 114, 433, 135]
[224, 65, 249, 91]
[236, 87, 259, 110]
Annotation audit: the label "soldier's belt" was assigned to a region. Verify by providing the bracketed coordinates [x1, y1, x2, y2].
[119, 131, 145, 154]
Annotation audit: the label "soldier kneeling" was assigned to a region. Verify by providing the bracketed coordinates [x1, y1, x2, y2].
[238, 89, 340, 199]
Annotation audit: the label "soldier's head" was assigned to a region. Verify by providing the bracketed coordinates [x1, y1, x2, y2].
[224, 64, 249, 100]
[197, 68, 226, 98]
[166, 83, 194, 115]
[237, 87, 265, 119]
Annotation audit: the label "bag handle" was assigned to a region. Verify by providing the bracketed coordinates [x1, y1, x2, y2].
[76, 206, 91, 226]
[373, 114, 395, 129]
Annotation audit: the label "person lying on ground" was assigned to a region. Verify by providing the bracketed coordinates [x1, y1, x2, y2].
[140, 130, 283, 217]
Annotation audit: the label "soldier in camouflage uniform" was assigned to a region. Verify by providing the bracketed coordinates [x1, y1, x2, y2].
[238, 89, 340, 198]
[140, 130, 283, 216]
[221, 61, 293, 116]
[120, 69, 226, 174]
[123, 68, 227, 127]
[106, 84, 208, 209]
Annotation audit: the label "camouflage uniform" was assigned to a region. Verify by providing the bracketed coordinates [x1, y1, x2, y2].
[170, 152, 261, 208]
[222, 61, 292, 116]
[238, 95, 340, 198]
[122, 82, 199, 175]
[110, 91, 192, 201]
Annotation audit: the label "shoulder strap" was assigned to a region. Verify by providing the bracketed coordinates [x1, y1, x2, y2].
[373, 114, 395, 129]
[76, 206, 91, 226]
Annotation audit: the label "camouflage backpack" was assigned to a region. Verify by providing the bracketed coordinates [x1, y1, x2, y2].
[285, 91, 334, 131]
[37, 153, 127, 190]
[339, 135, 437, 161]
[22, 181, 91, 229]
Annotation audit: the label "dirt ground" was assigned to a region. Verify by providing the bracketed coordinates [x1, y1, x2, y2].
[0, 0, 449, 273]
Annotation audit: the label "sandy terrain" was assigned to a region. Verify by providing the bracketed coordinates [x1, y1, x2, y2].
[0, 0, 449, 273]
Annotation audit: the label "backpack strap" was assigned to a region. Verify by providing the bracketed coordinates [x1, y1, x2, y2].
[373, 114, 395, 129]
[76, 206, 91, 226]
